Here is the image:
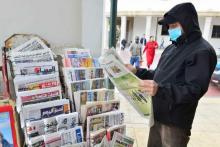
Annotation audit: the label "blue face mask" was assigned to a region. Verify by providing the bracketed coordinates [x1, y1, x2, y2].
[168, 27, 182, 42]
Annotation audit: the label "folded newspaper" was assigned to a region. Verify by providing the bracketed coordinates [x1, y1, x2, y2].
[99, 49, 151, 116]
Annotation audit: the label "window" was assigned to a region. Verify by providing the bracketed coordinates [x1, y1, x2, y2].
[211, 25, 220, 38]
[161, 25, 169, 35]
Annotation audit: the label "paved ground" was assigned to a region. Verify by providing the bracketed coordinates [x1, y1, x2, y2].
[117, 48, 220, 147]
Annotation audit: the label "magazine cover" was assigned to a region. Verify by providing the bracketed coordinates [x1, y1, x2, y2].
[75, 70, 86, 81]
[56, 112, 79, 131]
[63, 58, 97, 68]
[99, 49, 151, 116]
[73, 89, 115, 113]
[63, 48, 91, 59]
[21, 99, 70, 128]
[71, 81, 90, 93]
[90, 78, 105, 90]
[111, 132, 134, 147]
[63, 67, 105, 83]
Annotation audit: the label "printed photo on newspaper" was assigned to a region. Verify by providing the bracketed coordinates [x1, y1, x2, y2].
[111, 132, 134, 147]
[99, 49, 151, 116]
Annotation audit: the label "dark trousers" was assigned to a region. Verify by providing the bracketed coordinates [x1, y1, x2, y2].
[148, 121, 190, 147]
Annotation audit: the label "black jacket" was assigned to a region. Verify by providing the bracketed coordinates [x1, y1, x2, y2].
[136, 3, 217, 130]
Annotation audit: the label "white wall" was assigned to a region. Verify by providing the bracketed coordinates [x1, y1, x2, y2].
[0, 0, 83, 48]
[133, 17, 146, 41]
[81, 0, 104, 57]
[0, 0, 82, 65]
[0, 0, 105, 66]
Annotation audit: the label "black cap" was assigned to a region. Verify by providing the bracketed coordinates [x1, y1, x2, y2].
[158, 14, 178, 25]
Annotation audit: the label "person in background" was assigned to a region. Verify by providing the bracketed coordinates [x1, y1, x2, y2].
[126, 2, 217, 147]
[140, 34, 147, 61]
[129, 36, 142, 68]
[140, 34, 147, 46]
[143, 36, 158, 69]
[159, 37, 165, 49]
[121, 38, 127, 50]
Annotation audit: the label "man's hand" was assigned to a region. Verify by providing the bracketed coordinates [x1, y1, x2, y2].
[125, 64, 137, 74]
[139, 80, 158, 96]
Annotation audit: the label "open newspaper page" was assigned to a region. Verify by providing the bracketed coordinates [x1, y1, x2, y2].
[99, 49, 151, 116]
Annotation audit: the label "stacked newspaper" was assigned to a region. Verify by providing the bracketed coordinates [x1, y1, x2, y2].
[8, 38, 85, 146]
[62, 48, 129, 146]
[8, 37, 62, 112]
[62, 48, 115, 110]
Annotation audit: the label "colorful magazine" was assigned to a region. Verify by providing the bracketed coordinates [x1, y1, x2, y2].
[64, 48, 91, 59]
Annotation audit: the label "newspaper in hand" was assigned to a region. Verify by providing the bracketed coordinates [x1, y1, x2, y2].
[99, 49, 151, 116]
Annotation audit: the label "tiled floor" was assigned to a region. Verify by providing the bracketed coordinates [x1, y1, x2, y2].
[117, 49, 220, 147]
[118, 90, 220, 147]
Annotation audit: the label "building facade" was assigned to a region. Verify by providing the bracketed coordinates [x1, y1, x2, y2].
[104, 0, 220, 50]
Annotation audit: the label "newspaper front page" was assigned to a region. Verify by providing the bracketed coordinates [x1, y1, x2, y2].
[99, 49, 151, 116]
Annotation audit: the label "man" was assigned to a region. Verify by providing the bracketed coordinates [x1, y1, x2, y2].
[140, 34, 147, 61]
[129, 36, 142, 68]
[140, 34, 147, 46]
[126, 3, 217, 147]
[143, 36, 158, 69]
[121, 38, 127, 50]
